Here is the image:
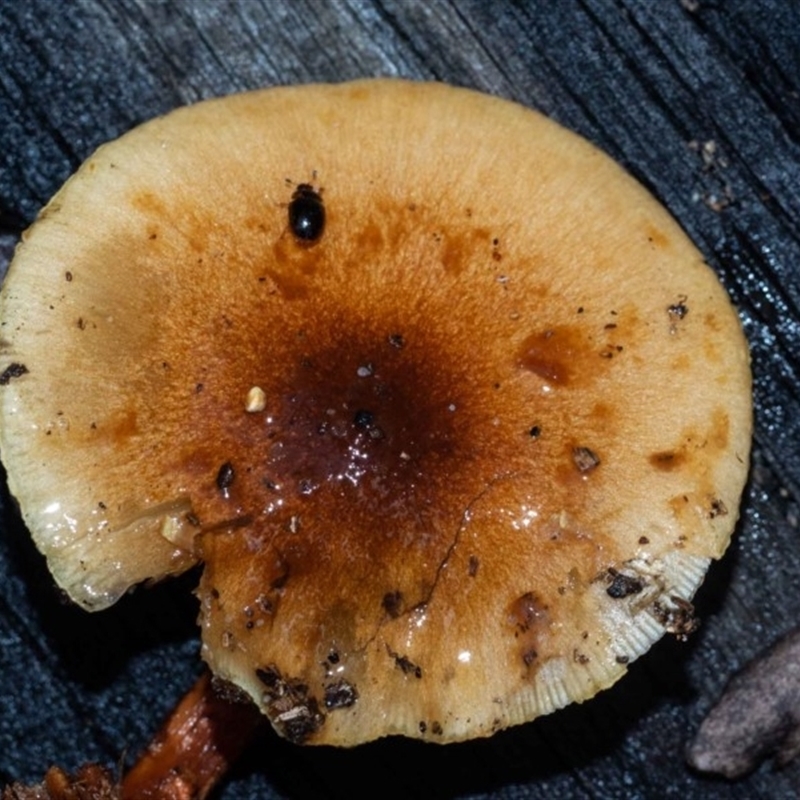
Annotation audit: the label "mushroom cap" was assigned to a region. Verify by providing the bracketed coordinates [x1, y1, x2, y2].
[0, 80, 751, 745]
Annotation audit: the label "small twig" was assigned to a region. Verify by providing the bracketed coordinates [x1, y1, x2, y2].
[687, 625, 800, 778]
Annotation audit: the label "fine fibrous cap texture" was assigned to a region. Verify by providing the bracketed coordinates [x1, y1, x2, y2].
[0, 80, 751, 746]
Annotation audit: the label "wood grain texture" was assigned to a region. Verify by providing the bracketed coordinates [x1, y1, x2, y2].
[1, 1, 799, 797]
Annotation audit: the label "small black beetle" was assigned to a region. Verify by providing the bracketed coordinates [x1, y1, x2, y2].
[288, 183, 325, 243]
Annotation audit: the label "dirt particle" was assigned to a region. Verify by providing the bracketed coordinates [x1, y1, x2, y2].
[605, 568, 645, 599]
[324, 681, 359, 710]
[573, 649, 590, 664]
[256, 664, 325, 743]
[382, 590, 404, 618]
[256, 594, 274, 614]
[353, 409, 375, 429]
[65, 270, 73, 282]
[668, 297, 689, 322]
[388, 647, 422, 679]
[468, 555, 479, 577]
[275, 698, 324, 744]
[209, 675, 251, 706]
[653, 596, 699, 641]
[246, 386, 267, 412]
[270, 562, 290, 590]
[572, 446, 600, 473]
[0, 363, 28, 385]
[356, 363, 374, 378]
[256, 666, 280, 689]
[709, 498, 728, 518]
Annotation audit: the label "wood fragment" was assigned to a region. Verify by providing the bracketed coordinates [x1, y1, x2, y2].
[687, 626, 800, 778]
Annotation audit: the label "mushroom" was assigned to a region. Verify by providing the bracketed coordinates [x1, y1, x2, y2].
[0, 79, 751, 748]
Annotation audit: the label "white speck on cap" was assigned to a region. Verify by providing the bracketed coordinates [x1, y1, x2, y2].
[245, 386, 266, 413]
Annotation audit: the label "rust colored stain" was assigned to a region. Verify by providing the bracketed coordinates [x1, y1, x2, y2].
[509, 591, 547, 633]
[704, 311, 723, 332]
[261, 266, 310, 300]
[517, 326, 585, 385]
[670, 353, 692, 372]
[131, 191, 166, 216]
[649, 409, 729, 473]
[507, 591, 550, 671]
[355, 221, 384, 252]
[106, 409, 138, 444]
[710, 408, 730, 450]
[441, 227, 492, 275]
[645, 224, 671, 250]
[269, 235, 323, 293]
[649, 450, 688, 471]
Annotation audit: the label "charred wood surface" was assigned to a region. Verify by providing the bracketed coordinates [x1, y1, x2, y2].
[1, 1, 799, 798]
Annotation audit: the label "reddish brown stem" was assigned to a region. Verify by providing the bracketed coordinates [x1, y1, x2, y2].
[121, 672, 263, 800]
[2, 673, 262, 800]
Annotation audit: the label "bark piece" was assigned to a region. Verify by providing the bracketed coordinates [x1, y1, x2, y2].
[687, 625, 800, 778]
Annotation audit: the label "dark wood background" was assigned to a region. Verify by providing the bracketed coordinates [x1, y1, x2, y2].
[1, 1, 800, 798]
